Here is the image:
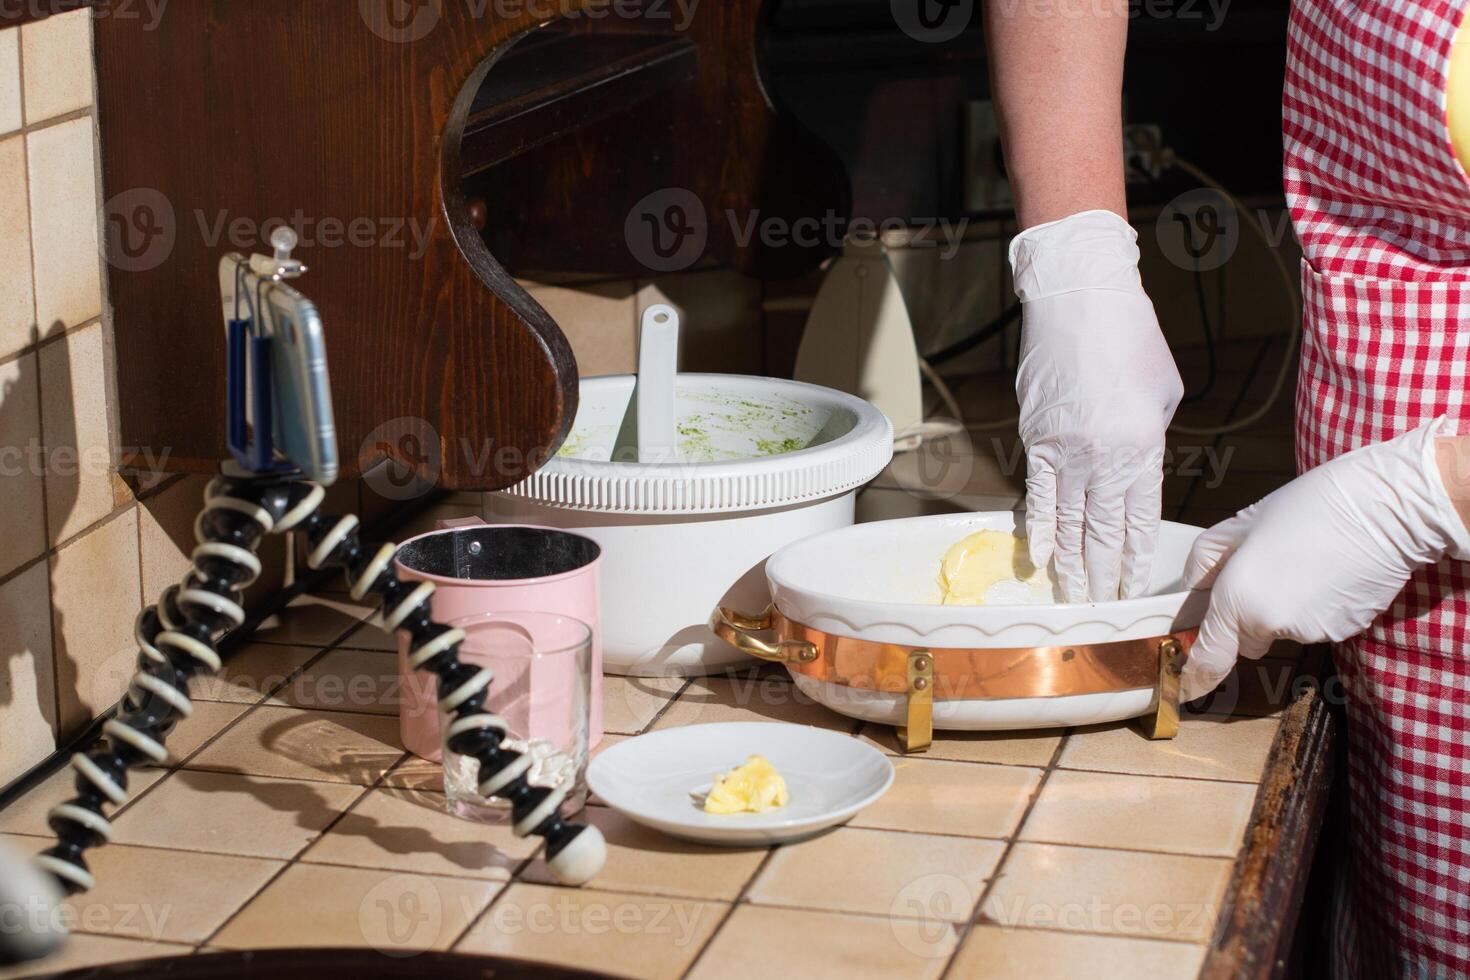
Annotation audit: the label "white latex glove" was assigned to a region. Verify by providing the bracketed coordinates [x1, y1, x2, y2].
[1011, 210, 1184, 602]
[1181, 418, 1470, 701]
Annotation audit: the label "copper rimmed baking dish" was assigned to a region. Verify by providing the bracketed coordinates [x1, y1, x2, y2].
[712, 513, 1207, 752]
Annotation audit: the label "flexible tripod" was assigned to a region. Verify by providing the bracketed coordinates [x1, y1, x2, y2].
[28, 463, 605, 915]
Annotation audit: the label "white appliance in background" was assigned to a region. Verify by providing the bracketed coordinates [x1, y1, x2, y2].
[486, 306, 893, 677]
[794, 235, 926, 452]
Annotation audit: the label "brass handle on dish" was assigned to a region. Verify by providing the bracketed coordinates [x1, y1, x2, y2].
[710, 605, 818, 664]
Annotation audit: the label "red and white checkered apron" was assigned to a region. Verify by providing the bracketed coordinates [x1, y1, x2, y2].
[1285, 0, 1470, 974]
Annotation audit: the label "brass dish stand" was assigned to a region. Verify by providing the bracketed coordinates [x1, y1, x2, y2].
[713, 606, 1191, 752]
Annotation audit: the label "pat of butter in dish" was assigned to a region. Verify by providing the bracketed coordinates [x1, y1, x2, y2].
[704, 755, 790, 814]
[938, 529, 1058, 605]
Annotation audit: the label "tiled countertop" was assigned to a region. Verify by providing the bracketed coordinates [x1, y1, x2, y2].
[1, 360, 1310, 979]
[0, 586, 1312, 980]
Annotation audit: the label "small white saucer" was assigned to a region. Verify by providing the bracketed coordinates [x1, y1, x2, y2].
[587, 722, 894, 846]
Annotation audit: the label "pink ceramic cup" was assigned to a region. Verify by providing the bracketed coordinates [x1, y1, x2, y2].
[393, 518, 602, 761]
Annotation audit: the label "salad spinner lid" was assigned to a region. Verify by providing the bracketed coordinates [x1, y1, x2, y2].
[501, 374, 894, 516]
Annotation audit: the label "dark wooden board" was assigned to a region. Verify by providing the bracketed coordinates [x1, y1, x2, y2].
[1200, 663, 1337, 980]
[461, 29, 699, 174]
[98, 0, 845, 488]
[468, 2, 851, 281]
[31, 947, 613, 979]
[97, 1, 586, 489]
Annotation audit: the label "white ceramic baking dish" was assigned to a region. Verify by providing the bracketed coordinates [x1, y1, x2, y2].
[713, 511, 1209, 750]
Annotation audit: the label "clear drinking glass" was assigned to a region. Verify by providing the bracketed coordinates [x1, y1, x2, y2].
[440, 611, 592, 822]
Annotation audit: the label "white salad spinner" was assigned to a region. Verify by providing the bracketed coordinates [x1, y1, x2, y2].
[487, 305, 893, 675]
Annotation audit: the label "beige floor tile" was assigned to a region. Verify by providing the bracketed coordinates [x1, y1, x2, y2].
[651, 676, 854, 732]
[850, 758, 1040, 838]
[185, 706, 402, 785]
[0, 354, 46, 577]
[27, 116, 101, 332]
[250, 594, 373, 648]
[520, 806, 767, 901]
[335, 619, 397, 652]
[20, 10, 92, 123]
[952, 924, 1207, 979]
[110, 769, 365, 860]
[301, 785, 538, 881]
[49, 509, 142, 735]
[380, 754, 442, 792]
[458, 883, 723, 980]
[1060, 714, 1281, 783]
[39, 322, 115, 548]
[0, 765, 165, 838]
[137, 474, 211, 603]
[190, 643, 322, 705]
[587, 733, 629, 805]
[982, 843, 1232, 944]
[1020, 770, 1255, 858]
[20, 840, 284, 945]
[0, 562, 56, 784]
[0, 135, 31, 358]
[603, 674, 686, 735]
[748, 826, 1003, 921]
[152, 700, 251, 766]
[212, 863, 498, 954]
[0, 933, 190, 980]
[688, 905, 954, 980]
[858, 724, 1062, 768]
[270, 647, 402, 715]
[0, 29, 18, 136]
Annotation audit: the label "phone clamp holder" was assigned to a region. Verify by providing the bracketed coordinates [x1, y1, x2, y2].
[223, 227, 308, 475]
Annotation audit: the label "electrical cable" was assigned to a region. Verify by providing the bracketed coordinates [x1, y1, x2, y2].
[1163, 153, 1302, 436]
[903, 152, 1298, 443]
[924, 300, 1022, 366]
[895, 358, 968, 448]
[1179, 261, 1219, 404]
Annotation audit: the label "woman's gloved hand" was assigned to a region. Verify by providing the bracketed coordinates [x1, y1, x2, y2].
[1011, 209, 1184, 602]
[1181, 418, 1470, 701]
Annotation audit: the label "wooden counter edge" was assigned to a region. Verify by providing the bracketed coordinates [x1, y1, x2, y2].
[1199, 654, 1337, 980]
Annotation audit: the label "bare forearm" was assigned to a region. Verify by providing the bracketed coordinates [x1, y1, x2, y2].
[1436, 436, 1470, 533]
[984, 0, 1129, 228]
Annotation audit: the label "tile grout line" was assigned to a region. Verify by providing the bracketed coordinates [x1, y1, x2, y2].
[446, 855, 537, 952]
[676, 847, 779, 978]
[713, 895, 1220, 950]
[938, 726, 1071, 979]
[194, 746, 408, 950]
[0, 315, 101, 371]
[637, 677, 698, 732]
[16, 22, 63, 750]
[82, 645, 359, 845]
